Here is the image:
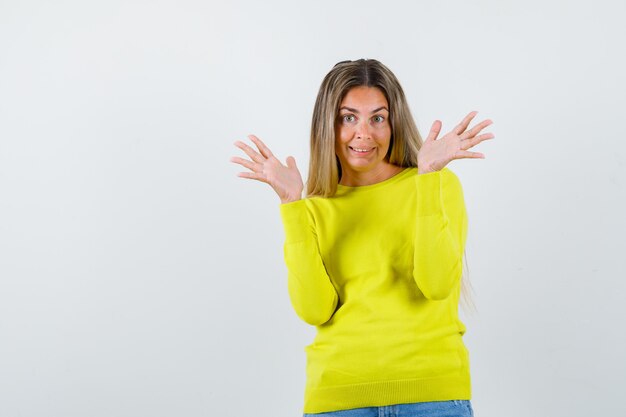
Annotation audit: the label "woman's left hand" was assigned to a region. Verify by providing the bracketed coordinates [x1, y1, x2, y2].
[417, 111, 494, 174]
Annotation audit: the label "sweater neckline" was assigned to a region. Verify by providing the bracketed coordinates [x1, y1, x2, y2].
[336, 167, 415, 193]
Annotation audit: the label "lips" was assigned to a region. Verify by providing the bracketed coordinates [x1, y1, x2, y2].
[349, 146, 374, 154]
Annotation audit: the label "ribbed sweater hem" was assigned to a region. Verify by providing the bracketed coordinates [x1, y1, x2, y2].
[303, 374, 471, 414]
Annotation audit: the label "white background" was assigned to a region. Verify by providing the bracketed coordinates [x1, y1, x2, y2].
[1, 1, 625, 416]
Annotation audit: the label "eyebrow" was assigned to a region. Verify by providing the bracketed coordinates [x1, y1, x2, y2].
[339, 106, 389, 114]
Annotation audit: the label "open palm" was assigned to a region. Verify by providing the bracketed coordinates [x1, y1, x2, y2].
[417, 111, 494, 174]
[231, 135, 304, 203]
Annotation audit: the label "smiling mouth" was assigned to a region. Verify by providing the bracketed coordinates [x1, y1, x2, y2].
[349, 146, 374, 153]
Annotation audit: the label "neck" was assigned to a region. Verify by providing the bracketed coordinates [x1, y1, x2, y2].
[339, 163, 404, 187]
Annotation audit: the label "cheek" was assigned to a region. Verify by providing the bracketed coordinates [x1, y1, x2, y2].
[336, 127, 352, 146]
[376, 128, 392, 148]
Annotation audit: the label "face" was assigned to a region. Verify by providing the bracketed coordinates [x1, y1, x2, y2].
[335, 86, 392, 181]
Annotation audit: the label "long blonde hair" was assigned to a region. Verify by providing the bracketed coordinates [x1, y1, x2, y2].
[307, 59, 476, 314]
[307, 59, 421, 197]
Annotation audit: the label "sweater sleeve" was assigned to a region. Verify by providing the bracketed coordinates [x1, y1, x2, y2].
[413, 167, 468, 300]
[279, 199, 339, 326]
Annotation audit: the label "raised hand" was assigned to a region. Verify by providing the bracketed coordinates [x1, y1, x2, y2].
[417, 111, 495, 174]
[231, 134, 304, 204]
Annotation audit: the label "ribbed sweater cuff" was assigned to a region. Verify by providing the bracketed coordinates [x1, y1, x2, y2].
[415, 169, 445, 217]
[279, 199, 309, 243]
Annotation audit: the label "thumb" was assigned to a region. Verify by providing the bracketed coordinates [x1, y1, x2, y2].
[286, 156, 298, 169]
[425, 120, 442, 142]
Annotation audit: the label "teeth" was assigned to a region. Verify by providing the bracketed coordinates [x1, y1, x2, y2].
[351, 147, 371, 152]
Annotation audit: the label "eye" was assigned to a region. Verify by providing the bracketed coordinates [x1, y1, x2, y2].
[373, 115, 385, 123]
[342, 114, 356, 123]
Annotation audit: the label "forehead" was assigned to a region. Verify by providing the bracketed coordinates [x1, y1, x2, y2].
[340, 86, 388, 108]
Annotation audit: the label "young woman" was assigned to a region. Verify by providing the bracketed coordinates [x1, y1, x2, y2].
[231, 59, 494, 417]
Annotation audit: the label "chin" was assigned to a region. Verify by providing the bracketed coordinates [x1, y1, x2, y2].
[347, 161, 380, 171]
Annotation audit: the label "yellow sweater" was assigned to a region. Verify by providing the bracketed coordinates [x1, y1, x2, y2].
[279, 166, 471, 414]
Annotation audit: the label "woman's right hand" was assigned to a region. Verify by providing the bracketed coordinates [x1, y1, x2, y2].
[231, 134, 304, 204]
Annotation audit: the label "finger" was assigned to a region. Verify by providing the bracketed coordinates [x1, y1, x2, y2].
[286, 156, 298, 170]
[461, 119, 493, 139]
[474, 132, 495, 143]
[230, 156, 258, 172]
[455, 150, 485, 159]
[234, 140, 265, 163]
[425, 120, 442, 142]
[460, 132, 495, 150]
[248, 135, 274, 159]
[236, 171, 269, 183]
[453, 111, 478, 135]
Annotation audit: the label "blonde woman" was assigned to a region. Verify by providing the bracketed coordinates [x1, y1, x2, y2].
[231, 59, 494, 417]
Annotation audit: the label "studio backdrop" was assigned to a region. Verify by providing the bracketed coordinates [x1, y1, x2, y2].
[0, 1, 624, 416]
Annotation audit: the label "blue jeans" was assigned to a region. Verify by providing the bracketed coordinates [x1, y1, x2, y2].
[303, 400, 473, 417]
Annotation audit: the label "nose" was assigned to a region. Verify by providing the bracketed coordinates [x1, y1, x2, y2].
[355, 119, 372, 140]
